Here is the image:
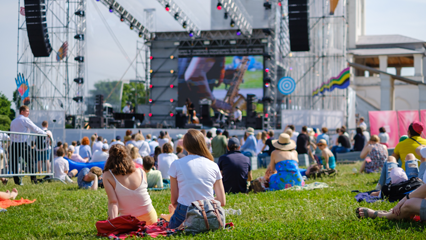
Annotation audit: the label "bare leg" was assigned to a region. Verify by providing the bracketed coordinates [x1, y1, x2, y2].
[160, 204, 176, 221]
[68, 169, 78, 178]
[358, 198, 422, 220]
[0, 188, 18, 200]
[360, 161, 366, 173]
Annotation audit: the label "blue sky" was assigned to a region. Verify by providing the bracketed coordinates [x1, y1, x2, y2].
[0, 0, 425, 103]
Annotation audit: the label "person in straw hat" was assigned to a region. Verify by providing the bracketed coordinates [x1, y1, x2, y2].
[267, 133, 304, 190]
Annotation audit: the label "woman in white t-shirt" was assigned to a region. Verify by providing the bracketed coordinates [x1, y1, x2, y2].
[133, 133, 151, 157]
[157, 143, 178, 180]
[165, 129, 226, 229]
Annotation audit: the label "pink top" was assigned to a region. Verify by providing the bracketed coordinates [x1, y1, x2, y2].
[109, 169, 153, 217]
[70, 154, 86, 163]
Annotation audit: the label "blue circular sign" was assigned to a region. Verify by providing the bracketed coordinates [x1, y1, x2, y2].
[278, 77, 296, 95]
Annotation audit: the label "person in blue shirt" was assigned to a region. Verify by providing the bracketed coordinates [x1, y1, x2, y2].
[240, 127, 257, 157]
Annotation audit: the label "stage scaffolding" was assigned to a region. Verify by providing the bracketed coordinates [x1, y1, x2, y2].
[282, 0, 347, 113]
[17, 0, 86, 118]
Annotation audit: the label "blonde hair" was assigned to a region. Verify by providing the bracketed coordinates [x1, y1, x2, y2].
[285, 129, 293, 137]
[130, 147, 141, 160]
[135, 133, 145, 141]
[256, 132, 262, 140]
[126, 144, 134, 154]
[370, 135, 380, 143]
[261, 131, 268, 144]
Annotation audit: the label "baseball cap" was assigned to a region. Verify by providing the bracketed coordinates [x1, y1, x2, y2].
[412, 121, 424, 134]
[152, 135, 157, 140]
[102, 144, 109, 150]
[116, 135, 121, 141]
[228, 137, 240, 148]
[216, 129, 223, 134]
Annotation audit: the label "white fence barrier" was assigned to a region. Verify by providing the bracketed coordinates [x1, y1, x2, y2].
[0, 131, 54, 179]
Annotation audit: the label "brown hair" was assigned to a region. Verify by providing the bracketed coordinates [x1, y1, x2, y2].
[104, 145, 136, 175]
[125, 130, 132, 136]
[56, 147, 65, 157]
[19, 105, 29, 114]
[183, 129, 214, 161]
[81, 137, 90, 145]
[42, 121, 48, 127]
[321, 127, 328, 133]
[176, 145, 183, 153]
[162, 143, 173, 153]
[71, 141, 77, 146]
[90, 167, 103, 178]
[370, 135, 380, 143]
[146, 134, 152, 139]
[142, 156, 155, 171]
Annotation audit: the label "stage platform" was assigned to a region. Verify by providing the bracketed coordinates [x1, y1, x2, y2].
[63, 128, 281, 144]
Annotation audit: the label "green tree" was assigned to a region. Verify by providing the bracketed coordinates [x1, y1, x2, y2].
[0, 115, 11, 131]
[121, 82, 146, 109]
[0, 93, 13, 130]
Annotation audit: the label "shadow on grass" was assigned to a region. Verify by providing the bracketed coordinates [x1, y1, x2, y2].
[380, 220, 426, 231]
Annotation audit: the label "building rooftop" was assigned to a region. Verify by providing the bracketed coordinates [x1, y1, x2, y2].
[357, 34, 426, 46]
[348, 47, 424, 57]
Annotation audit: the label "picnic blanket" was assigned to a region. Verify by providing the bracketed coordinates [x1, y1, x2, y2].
[0, 198, 36, 209]
[97, 216, 234, 239]
[282, 182, 329, 191]
[354, 190, 381, 203]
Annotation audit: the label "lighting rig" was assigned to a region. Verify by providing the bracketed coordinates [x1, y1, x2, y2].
[156, 0, 201, 37]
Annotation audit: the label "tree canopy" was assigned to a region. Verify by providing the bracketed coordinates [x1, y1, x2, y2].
[0, 92, 14, 130]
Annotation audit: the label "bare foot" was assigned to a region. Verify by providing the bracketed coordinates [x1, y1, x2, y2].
[10, 188, 18, 200]
[160, 204, 176, 221]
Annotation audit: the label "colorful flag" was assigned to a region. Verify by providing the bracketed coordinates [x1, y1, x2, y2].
[20, 7, 25, 16]
[312, 67, 350, 97]
[56, 41, 68, 62]
[15, 73, 31, 105]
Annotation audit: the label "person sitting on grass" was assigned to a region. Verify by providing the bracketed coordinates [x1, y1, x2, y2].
[77, 166, 102, 190]
[130, 146, 143, 165]
[176, 145, 186, 159]
[103, 145, 158, 225]
[218, 137, 252, 194]
[54, 148, 77, 183]
[359, 135, 388, 174]
[67, 145, 88, 163]
[316, 139, 336, 170]
[354, 169, 426, 221]
[0, 188, 18, 200]
[79, 137, 92, 160]
[142, 156, 163, 188]
[157, 143, 178, 182]
[90, 144, 109, 163]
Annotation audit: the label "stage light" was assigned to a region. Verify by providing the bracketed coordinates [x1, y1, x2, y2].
[130, 24, 134, 30]
[263, 1, 272, 10]
[265, 83, 270, 87]
[149, 99, 153, 103]
[224, 12, 228, 19]
[109, 5, 113, 13]
[73, 96, 83, 103]
[230, 20, 235, 28]
[120, 15, 124, 22]
[170, 99, 174, 102]
[174, 41, 180, 46]
[149, 84, 153, 88]
[236, 29, 242, 36]
[75, 10, 85, 17]
[170, 55, 174, 59]
[73, 78, 84, 84]
[182, 21, 187, 29]
[261, 38, 268, 43]
[165, 4, 170, 12]
[170, 70, 174, 74]
[230, 40, 236, 45]
[174, 13, 179, 20]
[148, 113, 153, 117]
[139, 32, 143, 38]
[189, 31, 194, 37]
[278, 1, 282, 7]
[265, 68, 269, 73]
[150, 56, 153, 60]
[74, 34, 84, 40]
[203, 40, 210, 45]
[217, 2, 222, 10]
[170, 112, 174, 117]
[170, 84, 174, 88]
[149, 69, 153, 73]
[265, 113, 269, 118]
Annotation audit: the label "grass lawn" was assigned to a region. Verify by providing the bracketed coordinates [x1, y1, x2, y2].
[1, 162, 426, 239]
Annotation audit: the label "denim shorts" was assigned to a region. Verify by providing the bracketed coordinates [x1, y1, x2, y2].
[169, 203, 188, 229]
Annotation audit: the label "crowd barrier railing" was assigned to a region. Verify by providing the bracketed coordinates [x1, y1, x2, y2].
[0, 131, 55, 178]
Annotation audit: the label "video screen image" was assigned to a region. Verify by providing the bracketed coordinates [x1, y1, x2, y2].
[178, 55, 263, 113]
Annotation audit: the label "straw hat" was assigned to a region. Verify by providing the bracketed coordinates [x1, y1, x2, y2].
[272, 133, 296, 151]
[246, 127, 255, 135]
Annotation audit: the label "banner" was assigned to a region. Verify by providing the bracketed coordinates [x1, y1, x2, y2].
[56, 41, 68, 62]
[15, 73, 30, 105]
[420, 110, 426, 137]
[369, 111, 399, 148]
[397, 110, 419, 137]
[281, 110, 344, 131]
[312, 67, 350, 97]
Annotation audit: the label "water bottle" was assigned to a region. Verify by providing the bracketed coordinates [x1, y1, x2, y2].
[352, 168, 358, 174]
[225, 208, 242, 215]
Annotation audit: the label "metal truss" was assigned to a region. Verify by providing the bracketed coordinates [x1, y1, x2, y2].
[155, 0, 201, 37]
[97, 0, 152, 40]
[154, 29, 269, 42]
[218, 0, 253, 37]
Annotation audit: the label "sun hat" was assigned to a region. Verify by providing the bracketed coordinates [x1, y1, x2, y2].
[246, 127, 255, 135]
[390, 167, 408, 184]
[272, 133, 296, 151]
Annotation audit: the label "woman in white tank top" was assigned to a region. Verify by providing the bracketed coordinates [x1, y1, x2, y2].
[103, 145, 157, 225]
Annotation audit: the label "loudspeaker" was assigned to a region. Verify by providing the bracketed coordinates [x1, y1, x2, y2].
[95, 94, 104, 117]
[246, 94, 256, 118]
[288, 0, 310, 51]
[89, 116, 104, 128]
[24, 0, 52, 57]
[124, 120, 135, 128]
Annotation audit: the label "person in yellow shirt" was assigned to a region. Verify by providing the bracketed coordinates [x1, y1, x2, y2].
[392, 121, 426, 171]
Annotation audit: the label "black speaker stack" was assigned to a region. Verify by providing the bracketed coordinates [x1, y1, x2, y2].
[200, 102, 213, 127]
[288, 0, 310, 52]
[24, 0, 52, 57]
[90, 94, 104, 128]
[246, 94, 261, 129]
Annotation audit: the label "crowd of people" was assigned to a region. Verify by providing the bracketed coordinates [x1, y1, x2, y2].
[4, 105, 426, 226]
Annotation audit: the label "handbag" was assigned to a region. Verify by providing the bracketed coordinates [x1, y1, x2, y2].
[381, 177, 424, 202]
[181, 199, 225, 234]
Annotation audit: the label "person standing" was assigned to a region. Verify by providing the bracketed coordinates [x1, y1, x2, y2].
[211, 129, 227, 163]
[92, 136, 103, 153]
[122, 102, 131, 113]
[9, 106, 48, 185]
[353, 128, 366, 151]
[218, 138, 252, 194]
[185, 98, 195, 124]
[358, 117, 367, 129]
[36, 120, 53, 178]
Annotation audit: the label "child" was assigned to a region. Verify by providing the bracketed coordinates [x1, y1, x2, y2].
[316, 139, 336, 170]
[77, 167, 102, 190]
[53, 148, 77, 183]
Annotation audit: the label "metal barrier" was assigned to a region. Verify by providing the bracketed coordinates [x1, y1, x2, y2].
[0, 131, 54, 179]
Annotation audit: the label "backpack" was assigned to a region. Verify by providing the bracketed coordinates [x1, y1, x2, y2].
[35, 130, 48, 150]
[181, 200, 225, 234]
[381, 177, 424, 202]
